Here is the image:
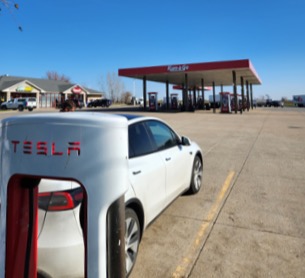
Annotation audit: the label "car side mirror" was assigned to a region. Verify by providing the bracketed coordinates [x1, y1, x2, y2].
[181, 136, 191, 146]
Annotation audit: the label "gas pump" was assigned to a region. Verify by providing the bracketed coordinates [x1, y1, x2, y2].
[148, 92, 158, 111]
[220, 92, 232, 113]
[230, 93, 242, 112]
[170, 93, 178, 110]
[0, 113, 129, 278]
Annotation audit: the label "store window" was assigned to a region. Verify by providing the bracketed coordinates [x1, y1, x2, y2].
[40, 93, 61, 108]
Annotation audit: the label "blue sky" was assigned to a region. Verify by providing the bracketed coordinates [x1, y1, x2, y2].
[1, 0, 305, 100]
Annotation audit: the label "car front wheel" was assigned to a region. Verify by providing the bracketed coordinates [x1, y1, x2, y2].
[125, 208, 140, 277]
[189, 155, 203, 194]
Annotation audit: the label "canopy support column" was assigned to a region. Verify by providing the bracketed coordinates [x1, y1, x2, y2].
[166, 80, 169, 110]
[232, 71, 237, 114]
[250, 83, 254, 109]
[193, 87, 196, 110]
[212, 81, 216, 114]
[241, 76, 245, 112]
[143, 76, 147, 110]
[246, 80, 250, 111]
[201, 79, 205, 109]
[183, 74, 189, 111]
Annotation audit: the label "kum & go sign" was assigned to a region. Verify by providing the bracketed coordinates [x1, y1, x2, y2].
[167, 64, 189, 72]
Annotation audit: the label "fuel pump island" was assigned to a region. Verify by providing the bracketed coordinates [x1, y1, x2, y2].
[0, 113, 129, 277]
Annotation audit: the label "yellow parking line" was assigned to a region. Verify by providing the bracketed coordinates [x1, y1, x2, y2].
[172, 171, 235, 278]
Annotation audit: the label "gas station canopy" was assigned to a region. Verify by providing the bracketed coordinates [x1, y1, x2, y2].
[118, 59, 261, 87]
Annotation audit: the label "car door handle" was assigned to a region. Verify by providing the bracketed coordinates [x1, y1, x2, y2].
[165, 157, 171, 161]
[133, 170, 141, 175]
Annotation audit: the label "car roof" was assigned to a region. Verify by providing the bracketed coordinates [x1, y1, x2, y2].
[115, 114, 164, 125]
[120, 115, 175, 131]
[116, 114, 143, 121]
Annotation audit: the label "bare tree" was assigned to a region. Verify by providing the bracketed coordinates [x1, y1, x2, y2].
[98, 75, 107, 97]
[46, 71, 71, 83]
[0, 0, 22, 31]
[106, 72, 124, 103]
[121, 91, 133, 104]
[0, 0, 19, 10]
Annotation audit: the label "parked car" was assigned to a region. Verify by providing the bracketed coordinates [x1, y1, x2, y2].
[271, 100, 284, 107]
[0, 97, 37, 111]
[87, 98, 112, 108]
[265, 98, 273, 107]
[37, 114, 203, 278]
[87, 100, 95, 107]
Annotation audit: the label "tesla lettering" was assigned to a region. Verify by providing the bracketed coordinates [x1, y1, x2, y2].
[11, 140, 80, 156]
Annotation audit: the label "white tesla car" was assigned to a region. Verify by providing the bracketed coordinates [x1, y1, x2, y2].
[37, 114, 203, 278]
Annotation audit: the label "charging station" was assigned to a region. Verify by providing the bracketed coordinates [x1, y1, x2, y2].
[0, 112, 129, 278]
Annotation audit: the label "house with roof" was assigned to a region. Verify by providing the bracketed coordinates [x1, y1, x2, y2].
[0, 75, 104, 108]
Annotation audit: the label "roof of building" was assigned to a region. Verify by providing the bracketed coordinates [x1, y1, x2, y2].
[0, 75, 103, 95]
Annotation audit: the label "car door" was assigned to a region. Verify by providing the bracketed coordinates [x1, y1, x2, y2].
[145, 120, 193, 204]
[7, 100, 14, 109]
[128, 121, 166, 226]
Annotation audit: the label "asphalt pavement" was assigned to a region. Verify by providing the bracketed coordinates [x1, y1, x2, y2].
[1, 107, 305, 277]
[125, 107, 305, 278]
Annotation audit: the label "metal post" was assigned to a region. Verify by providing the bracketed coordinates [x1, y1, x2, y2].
[181, 83, 184, 110]
[213, 81, 216, 114]
[241, 76, 245, 112]
[246, 80, 250, 111]
[166, 80, 169, 110]
[193, 87, 196, 110]
[250, 83, 254, 109]
[232, 71, 237, 114]
[143, 76, 147, 110]
[201, 78, 205, 109]
[184, 74, 189, 111]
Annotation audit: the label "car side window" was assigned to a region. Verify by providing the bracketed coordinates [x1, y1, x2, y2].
[129, 122, 156, 158]
[145, 120, 179, 151]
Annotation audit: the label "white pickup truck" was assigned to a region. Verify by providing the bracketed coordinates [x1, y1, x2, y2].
[1, 98, 37, 111]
